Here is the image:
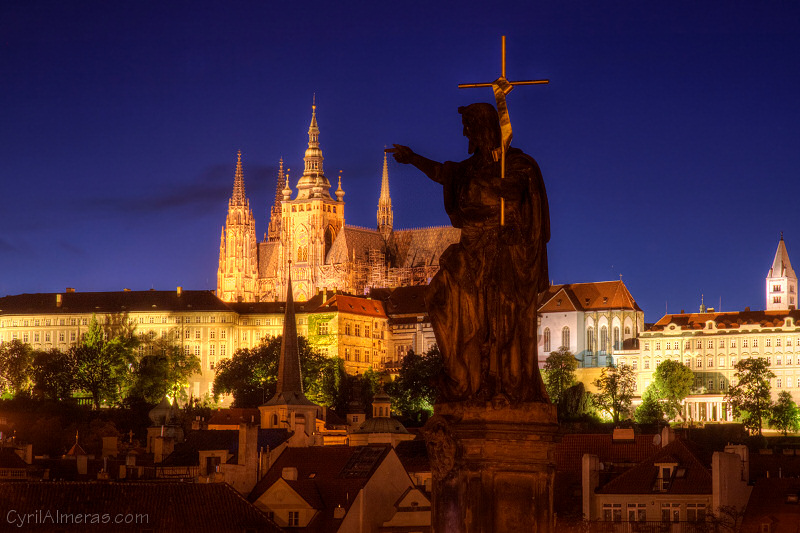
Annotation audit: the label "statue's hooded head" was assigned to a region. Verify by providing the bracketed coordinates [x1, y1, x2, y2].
[458, 103, 501, 156]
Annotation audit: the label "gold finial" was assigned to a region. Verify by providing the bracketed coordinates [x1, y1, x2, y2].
[237, 149, 242, 162]
[312, 93, 316, 111]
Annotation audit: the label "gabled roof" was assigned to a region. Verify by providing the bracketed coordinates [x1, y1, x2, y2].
[648, 309, 800, 332]
[0, 290, 233, 315]
[538, 281, 642, 313]
[0, 448, 27, 469]
[0, 482, 280, 532]
[312, 294, 386, 319]
[249, 445, 393, 532]
[596, 439, 712, 495]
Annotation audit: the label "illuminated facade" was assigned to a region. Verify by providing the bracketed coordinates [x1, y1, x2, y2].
[217, 102, 460, 304]
[537, 280, 645, 368]
[624, 237, 800, 421]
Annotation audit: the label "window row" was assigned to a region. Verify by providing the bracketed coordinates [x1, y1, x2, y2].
[644, 336, 800, 351]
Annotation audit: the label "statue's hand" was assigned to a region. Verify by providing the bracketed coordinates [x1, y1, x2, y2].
[392, 144, 415, 165]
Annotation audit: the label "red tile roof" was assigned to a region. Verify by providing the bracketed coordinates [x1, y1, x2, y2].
[313, 294, 386, 318]
[648, 309, 800, 332]
[0, 290, 232, 315]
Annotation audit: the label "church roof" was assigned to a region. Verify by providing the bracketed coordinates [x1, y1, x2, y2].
[769, 235, 797, 279]
[0, 289, 232, 316]
[325, 225, 385, 264]
[392, 226, 460, 268]
[380, 285, 428, 316]
[352, 417, 410, 435]
[538, 280, 642, 313]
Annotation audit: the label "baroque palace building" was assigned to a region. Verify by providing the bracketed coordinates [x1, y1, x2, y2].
[622, 236, 800, 422]
[0, 285, 435, 404]
[217, 102, 460, 304]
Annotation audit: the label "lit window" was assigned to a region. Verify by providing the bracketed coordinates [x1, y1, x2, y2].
[778, 378, 783, 388]
[707, 357, 713, 368]
[753, 339, 758, 348]
[766, 339, 772, 347]
[730, 339, 736, 348]
[707, 340, 713, 349]
[288, 512, 300, 527]
[696, 358, 702, 368]
[743, 339, 748, 348]
[696, 340, 702, 349]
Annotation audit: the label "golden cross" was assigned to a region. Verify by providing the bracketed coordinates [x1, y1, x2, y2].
[458, 35, 548, 225]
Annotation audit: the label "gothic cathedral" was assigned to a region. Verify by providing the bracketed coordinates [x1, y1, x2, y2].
[217, 102, 460, 303]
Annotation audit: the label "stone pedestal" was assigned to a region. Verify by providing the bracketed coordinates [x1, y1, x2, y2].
[424, 401, 558, 533]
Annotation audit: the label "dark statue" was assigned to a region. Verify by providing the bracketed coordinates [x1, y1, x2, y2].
[393, 102, 550, 404]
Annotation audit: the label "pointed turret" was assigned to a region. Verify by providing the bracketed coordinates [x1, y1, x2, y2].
[267, 158, 285, 242]
[335, 171, 345, 202]
[377, 151, 394, 239]
[767, 233, 798, 310]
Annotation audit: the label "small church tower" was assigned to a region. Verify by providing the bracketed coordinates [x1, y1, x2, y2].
[259, 269, 321, 446]
[766, 233, 798, 311]
[377, 151, 394, 240]
[217, 151, 259, 302]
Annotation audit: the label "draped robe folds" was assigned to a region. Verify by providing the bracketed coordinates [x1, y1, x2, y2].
[426, 147, 550, 403]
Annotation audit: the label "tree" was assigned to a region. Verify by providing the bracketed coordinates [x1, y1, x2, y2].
[129, 339, 201, 403]
[543, 347, 577, 404]
[387, 346, 443, 422]
[0, 340, 34, 396]
[70, 316, 137, 409]
[593, 361, 636, 423]
[634, 385, 664, 424]
[651, 359, 694, 421]
[31, 348, 75, 401]
[726, 357, 775, 436]
[558, 382, 596, 421]
[770, 390, 800, 436]
[213, 335, 343, 408]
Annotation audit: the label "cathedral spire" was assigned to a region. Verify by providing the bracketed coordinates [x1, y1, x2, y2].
[231, 150, 247, 205]
[295, 98, 331, 199]
[267, 158, 285, 242]
[276, 267, 304, 395]
[767, 234, 798, 311]
[377, 151, 393, 239]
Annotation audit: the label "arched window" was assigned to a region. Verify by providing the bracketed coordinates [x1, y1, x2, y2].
[600, 326, 608, 353]
[562, 326, 570, 350]
[587, 327, 595, 353]
[613, 327, 620, 350]
[543, 328, 551, 352]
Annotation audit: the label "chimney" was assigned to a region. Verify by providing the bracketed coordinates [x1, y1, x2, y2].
[66, 287, 76, 293]
[281, 467, 298, 480]
[56, 294, 62, 308]
[177, 286, 182, 297]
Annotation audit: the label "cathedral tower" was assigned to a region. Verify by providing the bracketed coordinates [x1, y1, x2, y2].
[217, 151, 258, 302]
[377, 151, 394, 239]
[767, 233, 797, 310]
[279, 100, 345, 301]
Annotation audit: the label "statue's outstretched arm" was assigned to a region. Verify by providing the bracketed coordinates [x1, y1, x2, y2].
[392, 144, 444, 184]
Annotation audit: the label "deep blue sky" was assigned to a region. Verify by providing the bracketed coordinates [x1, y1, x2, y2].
[2, 1, 799, 322]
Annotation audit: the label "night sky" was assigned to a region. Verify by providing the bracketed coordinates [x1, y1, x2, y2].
[2, 1, 800, 322]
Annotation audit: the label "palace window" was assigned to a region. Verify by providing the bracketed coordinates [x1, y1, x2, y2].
[45, 332, 51, 342]
[743, 339, 748, 348]
[777, 356, 783, 365]
[777, 338, 782, 347]
[685, 341, 691, 350]
[365, 325, 370, 338]
[210, 345, 215, 356]
[774, 296, 782, 304]
[345, 323, 351, 335]
[644, 342, 650, 350]
[632, 359, 638, 370]
[774, 284, 782, 292]
[194, 345, 200, 357]
[707, 357, 713, 368]
[753, 339, 758, 348]
[185, 330, 191, 339]
[696, 358, 702, 368]
[355, 324, 361, 337]
[731, 356, 737, 366]
[731, 339, 736, 348]
[788, 355, 793, 365]
[767, 339, 772, 347]
[319, 323, 328, 335]
[719, 340, 725, 348]
[644, 359, 650, 370]
[345, 348, 351, 360]
[562, 326, 570, 349]
[221, 330, 226, 339]
[195, 329, 201, 339]
[696, 340, 702, 349]
[707, 340, 714, 349]
[355, 349, 361, 362]
[777, 378, 782, 388]
[220, 344, 226, 357]
[543, 328, 551, 352]
[719, 356, 725, 367]
[655, 342, 661, 351]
